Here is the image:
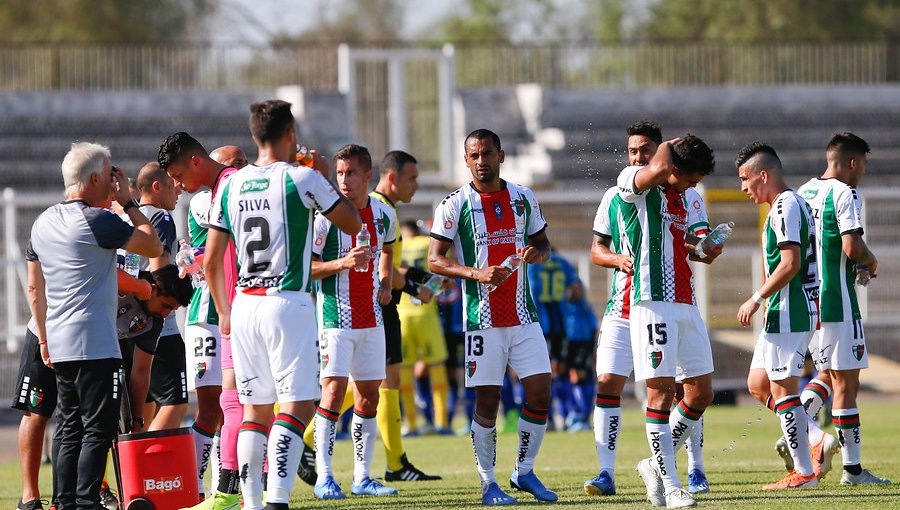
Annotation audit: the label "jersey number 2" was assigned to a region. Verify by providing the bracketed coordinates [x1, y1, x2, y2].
[244, 217, 272, 273]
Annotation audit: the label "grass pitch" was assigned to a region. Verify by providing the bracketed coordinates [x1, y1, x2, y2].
[2, 400, 899, 509]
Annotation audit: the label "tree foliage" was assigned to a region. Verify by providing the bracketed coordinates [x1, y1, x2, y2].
[597, 0, 900, 42]
[0, 0, 214, 44]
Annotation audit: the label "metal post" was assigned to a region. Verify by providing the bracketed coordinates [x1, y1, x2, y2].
[337, 44, 356, 141]
[439, 43, 456, 184]
[387, 56, 408, 151]
[4, 188, 18, 352]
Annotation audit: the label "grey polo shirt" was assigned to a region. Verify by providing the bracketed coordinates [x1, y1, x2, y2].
[28, 200, 133, 362]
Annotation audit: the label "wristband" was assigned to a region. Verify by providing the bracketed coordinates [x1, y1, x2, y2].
[123, 199, 140, 212]
[402, 277, 419, 297]
[405, 266, 430, 285]
[751, 291, 764, 305]
[37, 340, 47, 345]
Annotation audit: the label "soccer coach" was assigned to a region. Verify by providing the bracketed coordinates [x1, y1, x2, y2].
[28, 142, 162, 510]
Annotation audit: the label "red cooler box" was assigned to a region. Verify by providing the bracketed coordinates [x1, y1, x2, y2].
[117, 427, 199, 510]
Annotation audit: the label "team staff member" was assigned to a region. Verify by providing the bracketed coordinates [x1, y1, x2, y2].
[29, 142, 162, 510]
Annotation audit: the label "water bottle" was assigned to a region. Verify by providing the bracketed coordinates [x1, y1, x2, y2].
[176, 239, 205, 283]
[355, 226, 371, 273]
[484, 254, 522, 293]
[856, 264, 871, 287]
[410, 274, 446, 305]
[123, 252, 141, 277]
[694, 221, 735, 258]
[296, 145, 315, 167]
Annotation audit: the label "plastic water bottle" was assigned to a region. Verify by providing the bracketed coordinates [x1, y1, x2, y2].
[856, 265, 871, 287]
[123, 252, 141, 277]
[176, 239, 205, 283]
[694, 221, 735, 258]
[355, 226, 371, 272]
[484, 254, 522, 293]
[410, 274, 447, 305]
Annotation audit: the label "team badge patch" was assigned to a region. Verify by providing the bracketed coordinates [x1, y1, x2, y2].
[129, 315, 147, 333]
[321, 354, 329, 370]
[466, 360, 477, 378]
[196, 362, 207, 379]
[510, 199, 526, 217]
[649, 350, 663, 369]
[852, 344, 865, 361]
[30, 388, 43, 407]
[374, 217, 385, 236]
[494, 201, 503, 220]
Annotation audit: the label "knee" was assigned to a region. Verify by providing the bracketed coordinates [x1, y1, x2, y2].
[747, 379, 768, 405]
[686, 389, 714, 410]
[597, 374, 625, 396]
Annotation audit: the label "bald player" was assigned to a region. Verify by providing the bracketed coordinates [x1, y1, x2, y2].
[209, 146, 248, 171]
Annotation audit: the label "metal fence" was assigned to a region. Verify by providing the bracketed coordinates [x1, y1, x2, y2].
[1, 42, 899, 91]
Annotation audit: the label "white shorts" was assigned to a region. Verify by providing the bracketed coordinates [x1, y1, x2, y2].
[231, 291, 321, 405]
[184, 322, 223, 390]
[750, 330, 813, 381]
[595, 316, 633, 377]
[319, 326, 387, 381]
[464, 322, 551, 388]
[809, 320, 868, 371]
[630, 301, 714, 382]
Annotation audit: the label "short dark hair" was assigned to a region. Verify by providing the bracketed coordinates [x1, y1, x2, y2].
[671, 134, 715, 176]
[150, 265, 193, 307]
[626, 121, 663, 145]
[381, 150, 417, 176]
[157, 132, 207, 170]
[464, 129, 502, 151]
[734, 141, 780, 169]
[334, 144, 372, 171]
[401, 220, 420, 233]
[826, 132, 870, 159]
[249, 100, 294, 145]
[135, 161, 167, 193]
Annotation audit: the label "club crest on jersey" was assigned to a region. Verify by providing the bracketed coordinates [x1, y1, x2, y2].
[649, 350, 663, 369]
[493, 201, 503, 220]
[374, 217, 385, 236]
[130, 315, 147, 333]
[321, 354, 329, 370]
[30, 388, 43, 407]
[196, 362, 207, 379]
[444, 219, 453, 230]
[466, 360, 477, 378]
[240, 178, 270, 194]
[852, 344, 865, 361]
[510, 199, 526, 217]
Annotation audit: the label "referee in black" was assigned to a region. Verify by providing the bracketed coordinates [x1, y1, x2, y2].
[28, 142, 161, 510]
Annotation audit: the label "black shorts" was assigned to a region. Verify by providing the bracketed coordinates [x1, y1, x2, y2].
[11, 329, 58, 417]
[382, 304, 402, 365]
[148, 333, 188, 406]
[546, 332, 566, 361]
[565, 340, 594, 373]
[444, 332, 464, 371]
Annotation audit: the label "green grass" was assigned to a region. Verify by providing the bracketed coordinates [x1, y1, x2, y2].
[3, 401, 900, 509]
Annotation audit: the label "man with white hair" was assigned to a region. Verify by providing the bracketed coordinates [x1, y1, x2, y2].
[27, 142, 162, 510]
